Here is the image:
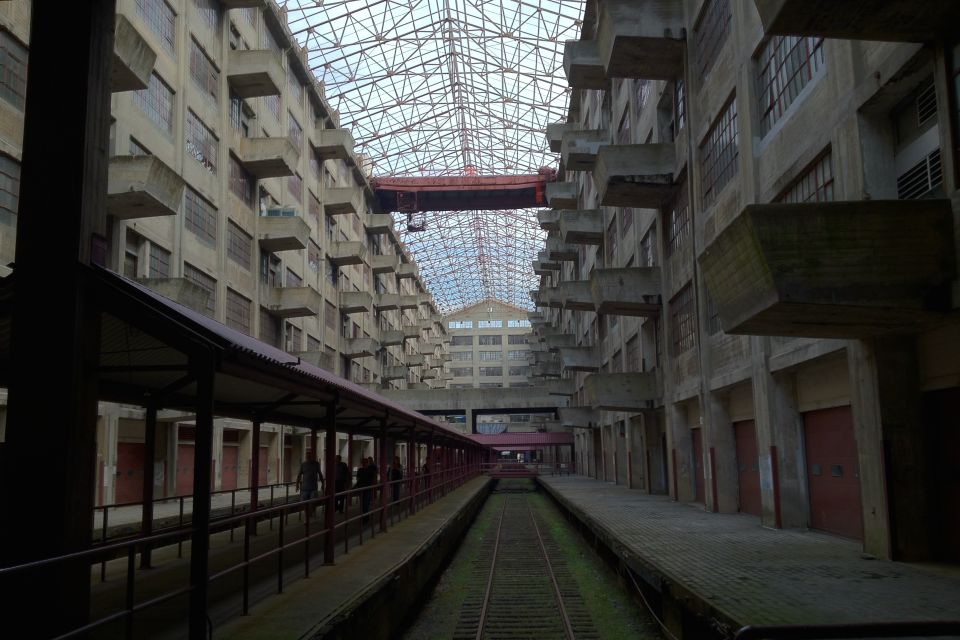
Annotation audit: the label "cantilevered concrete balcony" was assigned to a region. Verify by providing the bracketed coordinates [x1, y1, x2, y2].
[595, 144, 677, 208]
[537, 209, 561, 231]
[137, 278, 210, 315]
[396, 263, 419, 279]
[380, 329, 404, 346]
[544, 333, 577, 350]
[699, 200, 956, 338]
[339, 291, 373, 314]
[402, 325, 421, 339]
[405, 354, 426, 367]
[238, 137, 299, 178]
[112, 14, 156, 92]
[596, 0, 685, 81]
[558, 407, 600, 429]
[428, 356, 445, 369]
[547, 378, 576, 396]
[226, 49, 283, 98]
[417, 341, 436, 356]
[752, 0, 960, 43]
[422, 368, 440, 380]
[559, 346, 601, 372]
[375, 293, 401, 311]
[528, 311, 544, 323]
[399, 295, 420, 311]
[107, 156, 185, 220]
[563, 40, 606, 90]
[534, 288, 562, 309]
[219, 0, 264, 6]
[312, 128, 356, 163]
[342, 337, 378, 359]
[557, 280, 593, 311]
[365, 214, 394, 235]
[545, 237, 578, 263]
[370, 254, 399, 275]
[298, 350, 335, 373]
[533, 261, 558, 276]
[417, 318, 434, 331]
[546, 122, 578, 153]
[561, 129, 608, 171]
[533, 361, 562, 378]
[559, 209, 603, 245]
[382, 366, 406, 381]
[545, 182, 578, 209]
[263, 286, 322, 319]
[257, 214, 310, 252]
[536, 251, 561, 270]
[584, 372, 660, 411]
[323, 186, 363, 216]
[591, 267, 661, 316]
[328, 241, 366, 267]
[440, 372, 454, 381]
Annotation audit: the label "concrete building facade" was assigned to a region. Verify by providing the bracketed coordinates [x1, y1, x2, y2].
[535, 0, 960, 563]
[445, 299, 534, 390]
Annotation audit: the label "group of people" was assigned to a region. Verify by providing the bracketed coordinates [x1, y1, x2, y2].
[295, 452, 405, 519]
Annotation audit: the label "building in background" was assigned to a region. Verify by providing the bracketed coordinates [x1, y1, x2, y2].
[445, 299, 533, 390]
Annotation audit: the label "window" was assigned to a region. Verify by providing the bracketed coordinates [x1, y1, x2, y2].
[507, 319, 531, 328]
[136, 0, 176, 56]
[611, 350, 623, 373]
[261, 24, 282, 56]
[148, 244, 170, 278]
[508, 334, 527, 345]
[286, 323, 302, 352]
[259, 308, 282, 347]
[670, 284, 697, 355]
[288, 66, 304, 104]
[507, 350, 526, 360]
[479, 351, 501, 361]
[0, 31, 27, 110]
[184, 188, 217, 246]
[478, 320, 502, 328]
[286, 268, 302, 288]
[479, 382, 502, 388]
[617, 108, 632, 145]
[229, 92, 251, 136]
[192, 0, 220, 32]
[260, 250, 281, 287]
[479, 367, 503, 377]
[508, 366, 529, 376]
[605, 215, 618, 266]
[288, 173, 302, 202]
[0, 155, 20, 221]
[288, 112, 303, 149]
[134, 73, 175, 134]
[124, 231, 141, 278]
[448, 320, 473, 329]
[760, 44, 826, 138]
[310, 150, 322, 184]
[622, 207, 633, 234]
[451, 367, 472, 377]
[308, 240, 321, 273]
[324, 301, 337, 332]
[452, 351, 472, 361]
[189, 39, 219, 104]
[626, 335, 640, 371]
[478, 335, 502, 346]
[706, 293, 722, 336]
[675, 79, 686, 132]
[898, 149, 943, 199]
[186, 110, 218, 174]
[778, 151, 834, 203]
[229, 155, 255, 206]
[451, 335, 473, 346]
[225, 288, 251, 333]
[264, 94, 281, 121]
[693, 0, 731, 80]
[184, 262, 216, 316]
[307, 334, 322, 352]
[664, 185, 690, 257]
[309, 193, 322, 227]
[227, 220, 252, 268]
[700, 96, 738, 208]
[640, 228, 656, 266]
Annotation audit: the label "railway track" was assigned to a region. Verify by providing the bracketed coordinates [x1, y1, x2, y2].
[453, 483, 599, 639]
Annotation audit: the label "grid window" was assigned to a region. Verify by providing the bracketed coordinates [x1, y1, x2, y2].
[700, 97, 739, 208]
[451, 367, 472, 377]
[452, 351, 472, 361]
[778, 151, 834, 203]
[449, 320, 473, 329]
[626, 335, 640, 370]
[611, 350, 623, 373]
[265, 94, 281, 121]
[479, 351, 501, 361]
[134, 73, 174, 134]
[479, 367, 503, 377]
[309, 193, 322, 226]
[508, 334, 528, 345]
[286, 324, 302, 352]
[694, 0, 731, 80]
[636, 79, 650, 116]
[184, 262, 216, 316]
[229, 93, 250, 135]
[225, 288, 251, 333]
[758, 36, 824, 136]
[308, 240, 321, 272]
[640, 228, 656, 266]
[478, 335, 502, 346]
[507, 319, 531, 328]
[192, 0, 220, 32]
[288, 66, 304, 104]
[259, 308, 282, 347]
[229, 155, 255, 206]
[288, 173, 302, 202]
[189, 39, 219, 104]
[184, 188, 217, 246]
[324, 301, 337, 331]
[478, 320, 502, 328]
[186, 110, 218, 174]
[149, 244, 170, 278]
[227, 220, 252, 268]
[310, 151, 322, 183]
[617, 109, 631, 145]
[669, 284, 697, 355]
[286, 268, 302, 288]
[136, 0, 176, 56]
[307, 334, 322, 352]
[288, 112, 303, 149]
[451, 335, 473, 346]
[508, 366, 529, 376]
[664, 185, 690, 257]
[675, 80, 686, 132]
[0, 155, 20, 220]
[507, 350, 526, 360]
[0, 31, 27, 110]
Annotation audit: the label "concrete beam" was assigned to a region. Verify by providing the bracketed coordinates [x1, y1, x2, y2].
[561, 129, 609, 171]
[591, 267, 662, 316]
[699, 200, 956, 339]
[400, 295, 420, 310]
[263, 286, 322, 319]
[381, 386, 563, 413]
[383, 366, 406, 381]
[533, 260, 558, 276]
[563, 39, 606, 90]
[405, 354, 426, 367]
[106, 155, 184, 219]
[594, 143, 677, 208]
[596, 0, 684, 80]
[559, 209, 603, 245]
[339, 291, 373, 314]
[584, 372, 659, 411]
[238, 137, 299, 178]
[112, 14, 156, 92]
[258, 215, 310, 252]
[558, 407, 601, 429]
[328, 240, 366, 266]
[226, 49, 283, 99]
[323, 186, 363, 216]
[401, 325, 421, 339]
[546, 181, 578, 208]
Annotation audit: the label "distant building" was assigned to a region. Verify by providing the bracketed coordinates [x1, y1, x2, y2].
[444, 299, 533, 390]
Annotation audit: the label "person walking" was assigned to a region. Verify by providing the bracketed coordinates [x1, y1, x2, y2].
[335, 454, 350, 514]
[295, 451, 323, 519]
[389, 456, 403, 503]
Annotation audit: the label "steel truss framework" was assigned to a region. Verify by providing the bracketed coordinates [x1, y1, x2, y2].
[286, 0, 584, 313]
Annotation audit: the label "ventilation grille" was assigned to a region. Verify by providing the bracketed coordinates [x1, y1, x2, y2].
[897, 148, 942, 199]
[917, 82, 938, 127]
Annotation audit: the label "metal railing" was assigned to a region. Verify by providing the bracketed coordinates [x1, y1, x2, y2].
[479, 461, 577, 476]
[734, 622, 960, 640]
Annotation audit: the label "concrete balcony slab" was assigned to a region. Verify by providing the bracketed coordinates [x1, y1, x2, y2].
[533, 261, 558, 276]
[399, 295, 420, 310]
[112, 14, 156, 92]
[219, 0, 265, 6]
[323, 187, 363, 216]
[561, 129, 609, 171]
[545, 181, 578, 209]
[375, 293, 401, 311]
[137, 277, 210, 315]
[382, 366, 406, 381]
[584, 372, 659, 411]
[537, 251, 561, 270]
[546, 122, 578, 153]
[560, 346, 601, 372]
[339, 291, 373, 314]
[546, 237, 578, 263]
[365, 213, 394, 235]
[238, 137, 299, 178]
[537, 209, 561, 231]
[533, 361, 562, 378]
[405, 354, 426, 367]
[396, 263, 419, 279]
[563, 39, 606, 90]
[227, 49, 283, 98]
[328, 241, 366, 267]
[107, 155, 184, 220]
[370, 254, 399, 274]
[402, 325, 421, 339]
[591, 267, 662, 316]
[380, 330, 404, 346]
[547, 378, 576, 396]
[558, 407, 601, 429]
[263, 286, 322, 319]
[595, 143, 677, 208]
[699, 200, 956, 338]
[342, 337, 378, 359]
[544, 333, 577, 351]
[557, 280, 593, 311]
[422, 368, 439, 380]
[559, 209, 603, 245]
[257, 214, 310, 252]
[311, 128, 356, 162]
[297, 350, 335, 372]
[597, 0, 685, 80]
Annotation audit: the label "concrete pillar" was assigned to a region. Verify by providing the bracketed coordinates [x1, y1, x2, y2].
[212, 421, 224, 491]
[140, 405, 158, 569]
[323, 406, 337, 565]
[705, 391, 738, 513]
[189, 355, 215, 640]
[250, 418, 261, 512]
[666, 402, 694, 502]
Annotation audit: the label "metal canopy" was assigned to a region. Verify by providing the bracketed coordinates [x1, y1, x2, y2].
[287, 0, 584, 313]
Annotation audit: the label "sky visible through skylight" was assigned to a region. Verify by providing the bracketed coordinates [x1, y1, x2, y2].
[285, 0, 584, 313]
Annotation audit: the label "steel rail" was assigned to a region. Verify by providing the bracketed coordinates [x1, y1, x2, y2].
[527, 493, 576, 640]
[475, 496, 509, 640]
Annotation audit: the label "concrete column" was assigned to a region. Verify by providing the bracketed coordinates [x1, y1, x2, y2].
[189, 354, 215, 640]
[323, 405, 337, 565]
[666, 402, 694, 502]
[212, 421, 224, 491]
[705, 391, 738, 513]
[140, 405, 158, 569]
[249, 418, 261, 512]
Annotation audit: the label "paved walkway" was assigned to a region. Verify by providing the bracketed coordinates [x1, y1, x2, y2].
[538, 475, 960, 632]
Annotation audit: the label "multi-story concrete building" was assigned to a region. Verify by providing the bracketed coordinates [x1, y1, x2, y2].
[534, 0, 960, 562]
[445, 299, 533, 390]
[0, 0, 450, 504]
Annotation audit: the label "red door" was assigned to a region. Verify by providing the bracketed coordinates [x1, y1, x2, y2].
[116, 442, 145, 505]
[691, 428, 704, 503]
[923, 387, 960, 561]
[221, 445, 238, 491]
[804, 406, 863, 540]
[175, 443, 195, 496]
[258, 447, 269, 486]
[734, 420, 762, 516]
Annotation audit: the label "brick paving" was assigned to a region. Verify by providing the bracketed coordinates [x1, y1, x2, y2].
[539, 475, 960, 630]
